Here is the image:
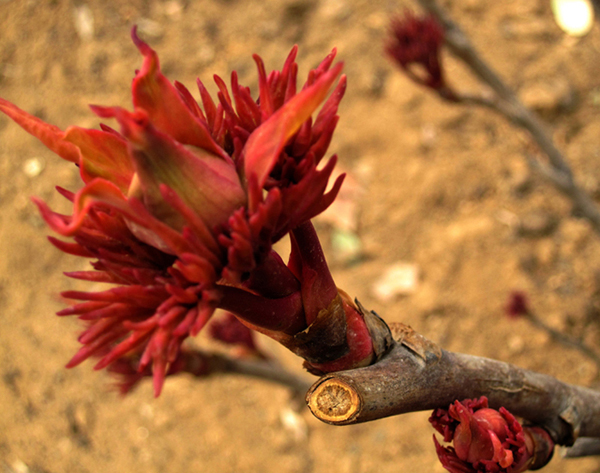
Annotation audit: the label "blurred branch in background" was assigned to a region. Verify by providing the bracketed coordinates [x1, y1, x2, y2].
[506, 292, 600, 373]
[388, 0, 600, 234]
[179, 349, 312, 396]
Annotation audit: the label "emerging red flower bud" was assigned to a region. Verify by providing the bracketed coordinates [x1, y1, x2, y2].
[1, 28, 380, 395]
[505, 291, 531, 319]
[430, 397, 554, 473]
[385, 11, 456, 100]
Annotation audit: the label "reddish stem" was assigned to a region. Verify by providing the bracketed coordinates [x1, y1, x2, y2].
[290, 221, 338, 325]
[245, 250, 301, 298]
[216, 284, 306, 335]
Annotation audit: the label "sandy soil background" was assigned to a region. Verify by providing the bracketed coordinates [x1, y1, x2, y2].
[1, 0, 600, 471]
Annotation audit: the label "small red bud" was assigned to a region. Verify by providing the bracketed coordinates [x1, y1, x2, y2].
[506, 291, 530, 318]
[430, 397, 554, 473]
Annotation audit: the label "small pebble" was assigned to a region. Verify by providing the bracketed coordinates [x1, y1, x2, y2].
[139, 402, 154, 419]
[163, 0, 183, 18]
[317, 168, 361, 232]
[74, 5, 94, 41]
[319, 0, 352, 21]
[279, 406, 307, 442]
[372, 262, 419, 302]
[9, 459, 29, 473]
[22, 157, 45, 177]
[507, 335, 524, 354]
[196, 44, 216, 67]
[57, 437, 73, 454]
[331, 229, 363, 265]
[420, 124, 437, 151]
[137, 18, 164, 39]
[516, 212, 559, 238]
[136, 426, 149, 440]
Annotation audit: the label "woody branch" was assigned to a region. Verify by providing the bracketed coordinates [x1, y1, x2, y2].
[305, 323, 600, 448]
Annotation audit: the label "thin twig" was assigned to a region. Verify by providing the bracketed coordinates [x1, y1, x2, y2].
[305, 328, 600, 447]
[183, 349, 313, 395]
[415, 0, 600, 234]
[524, 312, 600, 370]
[217, 355, 313, 394]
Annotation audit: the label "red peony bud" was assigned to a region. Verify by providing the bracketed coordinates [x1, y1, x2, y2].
[505, 291, 530, 319]
[385, 11, 456, 100]
[0, 27, 380, 395]
[430, 397, 554, 472]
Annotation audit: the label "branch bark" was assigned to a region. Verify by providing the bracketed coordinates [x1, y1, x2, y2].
[564, 437, 600, 458]
[306, 326, 600, 447]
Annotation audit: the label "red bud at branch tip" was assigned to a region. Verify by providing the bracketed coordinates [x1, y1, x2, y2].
[430, 397, 554, 473]
[385, 10, 457, 101]
[0, 26, 365, 396]
[505, 291, 530, 319]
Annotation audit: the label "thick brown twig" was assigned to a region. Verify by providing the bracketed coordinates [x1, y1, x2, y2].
[415, 0, 600, 234]
[305, 326, 600, 447]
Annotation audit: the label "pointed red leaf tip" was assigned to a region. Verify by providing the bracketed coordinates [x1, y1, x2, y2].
[63, 126, 134, 193]
[89, 104, 149, 141]
[32, 179, 128, 237]
[0, 99, 133, 192]
[0, 97, 80, 163]
[253, 54, 274, 118]
[260, 45, 299, 111]
[243, 60, 344, 188]
[129, 26, 230, 161]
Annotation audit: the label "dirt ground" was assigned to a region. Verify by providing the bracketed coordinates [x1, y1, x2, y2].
[1, 0, 600, 472]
